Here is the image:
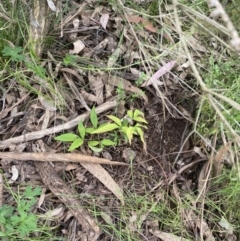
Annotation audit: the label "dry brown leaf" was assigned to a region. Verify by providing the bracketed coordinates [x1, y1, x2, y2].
[100, 13, 109, 30]
[80, 163, 124, 205]
[197, 161, 210, 193]
[105, 75, 148, 103]
[69, 18, 80, 40]
[37, 187, 47, 208]
[38, 96, 57, 111]
[150, 230, 191, 241]
[213, 143, 232, 177]
[81, 90, 102, 103]
[69, 39, 85, 54]
[0, 93, 29, 119]
[126, 14, 157, 33]
[88, 73, 104, 104]
[60, 67, 85, 84]
[187, 36, 208, 52]
[65, 164, 79, 171]
[39, 207, 64, 219]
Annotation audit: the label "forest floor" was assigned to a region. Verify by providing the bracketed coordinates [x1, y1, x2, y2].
[0, 0, 240, 240]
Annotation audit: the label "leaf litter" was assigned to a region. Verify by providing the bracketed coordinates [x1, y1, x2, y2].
[0, 0, 238, 240]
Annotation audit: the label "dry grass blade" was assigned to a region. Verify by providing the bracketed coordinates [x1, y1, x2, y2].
[62, 71, 90, 111]
[0, 152, 127, 165]
[81, 163, 124, 204]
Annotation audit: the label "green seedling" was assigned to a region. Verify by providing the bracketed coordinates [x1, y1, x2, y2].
[55, 107, 148, 152]
[55, 107, 116, 152]
[63, 54, 77, 66]
[92, 109, 148, 150]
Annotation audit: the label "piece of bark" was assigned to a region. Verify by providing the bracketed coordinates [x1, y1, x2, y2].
[36, 161, 101, 240]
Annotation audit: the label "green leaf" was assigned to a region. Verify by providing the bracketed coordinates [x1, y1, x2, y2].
[85, 127, 95, 134]
[107, 115, 122, 126]
[32, 65, 46, 78]
[136, 127, 146, 150]
[90, 106, 98, 128]
[91, 123, 119, 134]
[23, 186, 41, 198]
[78, 121, 85, 139]
[126, 127, 135, 144]
[0, 231, 7, 237]
[68, 138, 84, 151]
[127, 109, 134, 118]
[88, 145, 103, 152]
[133, 116, 148, 124]
[0, 205, 14, 217]
[2, 46, 25, 62]
[63, 54, 76, 66]
[55, 133, 79, 142]
[101, 139, 116, 146]
[133, 109, 144, 118]
[135, 123, 148, 129]
[88, 140, 99, 146]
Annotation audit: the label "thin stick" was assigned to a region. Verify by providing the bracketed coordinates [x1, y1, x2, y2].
[0, 152, 127, 166]
[0, 100, 117, 148]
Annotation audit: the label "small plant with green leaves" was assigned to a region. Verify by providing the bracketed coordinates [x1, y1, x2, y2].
[0, 186, 42, 240]
[55, 108, 148, 152]
[101, 109, 148, 150]
[2, 46, 26, 62]
[55, 107, 116, 152]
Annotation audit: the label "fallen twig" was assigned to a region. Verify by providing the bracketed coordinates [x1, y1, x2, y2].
[0, 99, 117, 148]
[0, 152, 127, 165]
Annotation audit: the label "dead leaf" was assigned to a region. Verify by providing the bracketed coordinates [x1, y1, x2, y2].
[105, 75, 148, 103]
[150, 230, 191, 241]
[37, 187, 47, 208]
[69, 40, 85, 54]
[39, 207, 64, 219]
[60, 68, 85, 84]
[141, 61, 175, 87]
[194, 146, 207, 158]
[198, 161, 210, 193]
[38, 96, 57, 111]
[100, 13, 109, 30]
[88, 73, 104, 104]
[81, 90, 102, 104]
[9, 165, 18, 183]
[69, 18, 80, 40]
[213, 143, 231, 177]
[81, 163, 124, 205]
[126, 14, 157, 33]
[46, 0, 56, 12]
[65, 164, 79, 171]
